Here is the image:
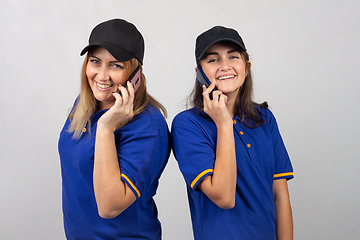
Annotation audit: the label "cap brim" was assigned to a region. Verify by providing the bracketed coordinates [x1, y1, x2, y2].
[197, 38, 247, 61]
[80, 41, 134, 63]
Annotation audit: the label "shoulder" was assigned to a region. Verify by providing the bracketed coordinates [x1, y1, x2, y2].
[255, 106, 281, 133]
[256, 106, 275, 120]
[171, 108, 217, 144]
[172, 108, 210, 128]
[122, 104, 168, 135]
[139, 104, 167, 123]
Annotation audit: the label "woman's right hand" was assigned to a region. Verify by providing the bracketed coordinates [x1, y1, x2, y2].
[199, 82, 237, 209]
[93, 80, 137, 219]
[202, 83, 233, 127]
[97, 81, 135, 133]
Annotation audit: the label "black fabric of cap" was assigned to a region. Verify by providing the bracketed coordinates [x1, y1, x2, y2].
[195, 26, 247, 62]
[80, 19, 145, 65]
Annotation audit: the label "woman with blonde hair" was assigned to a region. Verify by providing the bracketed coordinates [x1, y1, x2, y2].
[58, 18, 170, 239]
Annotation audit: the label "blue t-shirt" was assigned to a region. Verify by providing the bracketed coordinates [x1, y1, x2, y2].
[58, 103, 170, 240]
[171, 107, 293, 240]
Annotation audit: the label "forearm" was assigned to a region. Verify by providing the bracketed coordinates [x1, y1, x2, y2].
[200, 122, 236, 209]
[275, 199, 293, 239]
[93, 127, 134, 218]
[274, 179, 293, 240]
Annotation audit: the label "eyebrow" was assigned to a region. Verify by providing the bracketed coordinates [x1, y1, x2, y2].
[89, 54, 99, 59]
[88, 54, 122, 64]
[204, 49, 239, 58]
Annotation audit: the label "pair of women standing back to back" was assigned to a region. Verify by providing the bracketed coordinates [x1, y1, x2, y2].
[58, 19, 293, 240]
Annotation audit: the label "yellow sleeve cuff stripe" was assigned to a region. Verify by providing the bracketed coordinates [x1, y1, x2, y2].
[274, 172, 293, 178]
[121, 173, 141, 198]
[190, 169, 214, 189]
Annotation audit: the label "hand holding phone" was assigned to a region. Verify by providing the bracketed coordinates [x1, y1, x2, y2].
[118, 66, 141, 95]
[196, 65, 216, 100]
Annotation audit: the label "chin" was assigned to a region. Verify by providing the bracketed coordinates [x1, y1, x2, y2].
[220, 87, 241, 96]
[93, 93, 112, 103]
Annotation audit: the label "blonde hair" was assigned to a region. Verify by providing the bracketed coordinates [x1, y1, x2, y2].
[68, 53, 167, 139]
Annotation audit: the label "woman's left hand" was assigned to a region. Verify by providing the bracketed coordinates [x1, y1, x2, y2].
[98, 81, 134, 132]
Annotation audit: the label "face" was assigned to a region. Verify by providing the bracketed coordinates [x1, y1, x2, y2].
[86, 47, 128, 110]
[199, 42, 250, 97]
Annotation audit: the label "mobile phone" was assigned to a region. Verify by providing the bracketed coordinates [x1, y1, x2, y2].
[127, 66, 141, 93]
[196, 65, 211, 87]
[196, 65, 215, 99]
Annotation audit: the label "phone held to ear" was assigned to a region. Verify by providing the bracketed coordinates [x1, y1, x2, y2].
[196, 65, 211, 87]
[127, 66, 141, 93]
[119, 66, 141, 94]
[196, 65, 216, 100]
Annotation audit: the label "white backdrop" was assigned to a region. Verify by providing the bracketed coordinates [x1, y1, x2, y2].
[1, 0, 359, 239]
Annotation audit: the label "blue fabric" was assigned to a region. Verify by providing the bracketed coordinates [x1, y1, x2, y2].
[59, 103, 170, 240]
[171, 107, 293, 240]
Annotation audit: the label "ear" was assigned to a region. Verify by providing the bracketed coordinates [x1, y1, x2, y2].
[195, 66, 198, 72]
[246, 61, 252, 75]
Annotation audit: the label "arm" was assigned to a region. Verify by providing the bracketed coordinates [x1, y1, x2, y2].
[197, 83, 237, 209]
[93, 82, 136, 219]
[273, 178, 293, 240]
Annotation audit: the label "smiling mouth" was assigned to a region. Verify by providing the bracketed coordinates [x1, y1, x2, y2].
[217, 75, 235, 80]
[96, 82, 113, 89]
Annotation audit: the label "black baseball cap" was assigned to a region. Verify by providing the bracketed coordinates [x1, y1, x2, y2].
[80, 19, 145, 65]
[195, 26, 247, 62]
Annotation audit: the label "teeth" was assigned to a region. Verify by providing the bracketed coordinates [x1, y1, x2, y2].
[218, 75, 235, 80]
[97, 82, 112, 89]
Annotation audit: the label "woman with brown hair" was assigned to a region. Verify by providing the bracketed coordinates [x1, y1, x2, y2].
[58, 18, 170, 239]
[172, 26, 294, 240]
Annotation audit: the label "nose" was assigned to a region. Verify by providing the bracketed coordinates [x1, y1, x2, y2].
[97, 65, 110, 81]
[219, 59, 231, 71]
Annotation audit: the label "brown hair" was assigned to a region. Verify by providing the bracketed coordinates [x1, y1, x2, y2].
[188, 49, 268, 128]
[68, 51, 167, 139]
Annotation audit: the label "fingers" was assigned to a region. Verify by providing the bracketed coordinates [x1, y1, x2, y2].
[118, 84, 128, 102]
[200, 83, 233, 125]
[112, 87, 123, 105]
[113, 82, 135, 106]
[126, 81, 135, 103]
[202, 83, 224, 103]
[218, 93, 228, 104]
[202, 83, 215, 100]
[212, 90, 223, 102]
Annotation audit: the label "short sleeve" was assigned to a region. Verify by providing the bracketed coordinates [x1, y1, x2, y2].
[266, 110, 294, 180]
[171, 110, 216, 189]
[115, 108, 170, 198]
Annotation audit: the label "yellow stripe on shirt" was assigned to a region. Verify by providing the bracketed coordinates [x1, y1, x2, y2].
[190, 169, 214, 189]
[121, 173, 141, 198]
[274, 172, 293, 178]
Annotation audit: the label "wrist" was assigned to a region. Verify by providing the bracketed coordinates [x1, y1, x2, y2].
[215, 118, 233, 130]
[96, 124, 116, 135]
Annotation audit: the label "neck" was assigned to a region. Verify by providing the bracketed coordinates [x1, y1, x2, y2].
[225, 91, 238, 118]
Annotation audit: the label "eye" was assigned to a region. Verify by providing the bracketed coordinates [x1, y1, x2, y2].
[89, 58, 99, 64]
[230, 55, 240, 60]
[111, 63, 124, 69]
[208, 58, 218, 63]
